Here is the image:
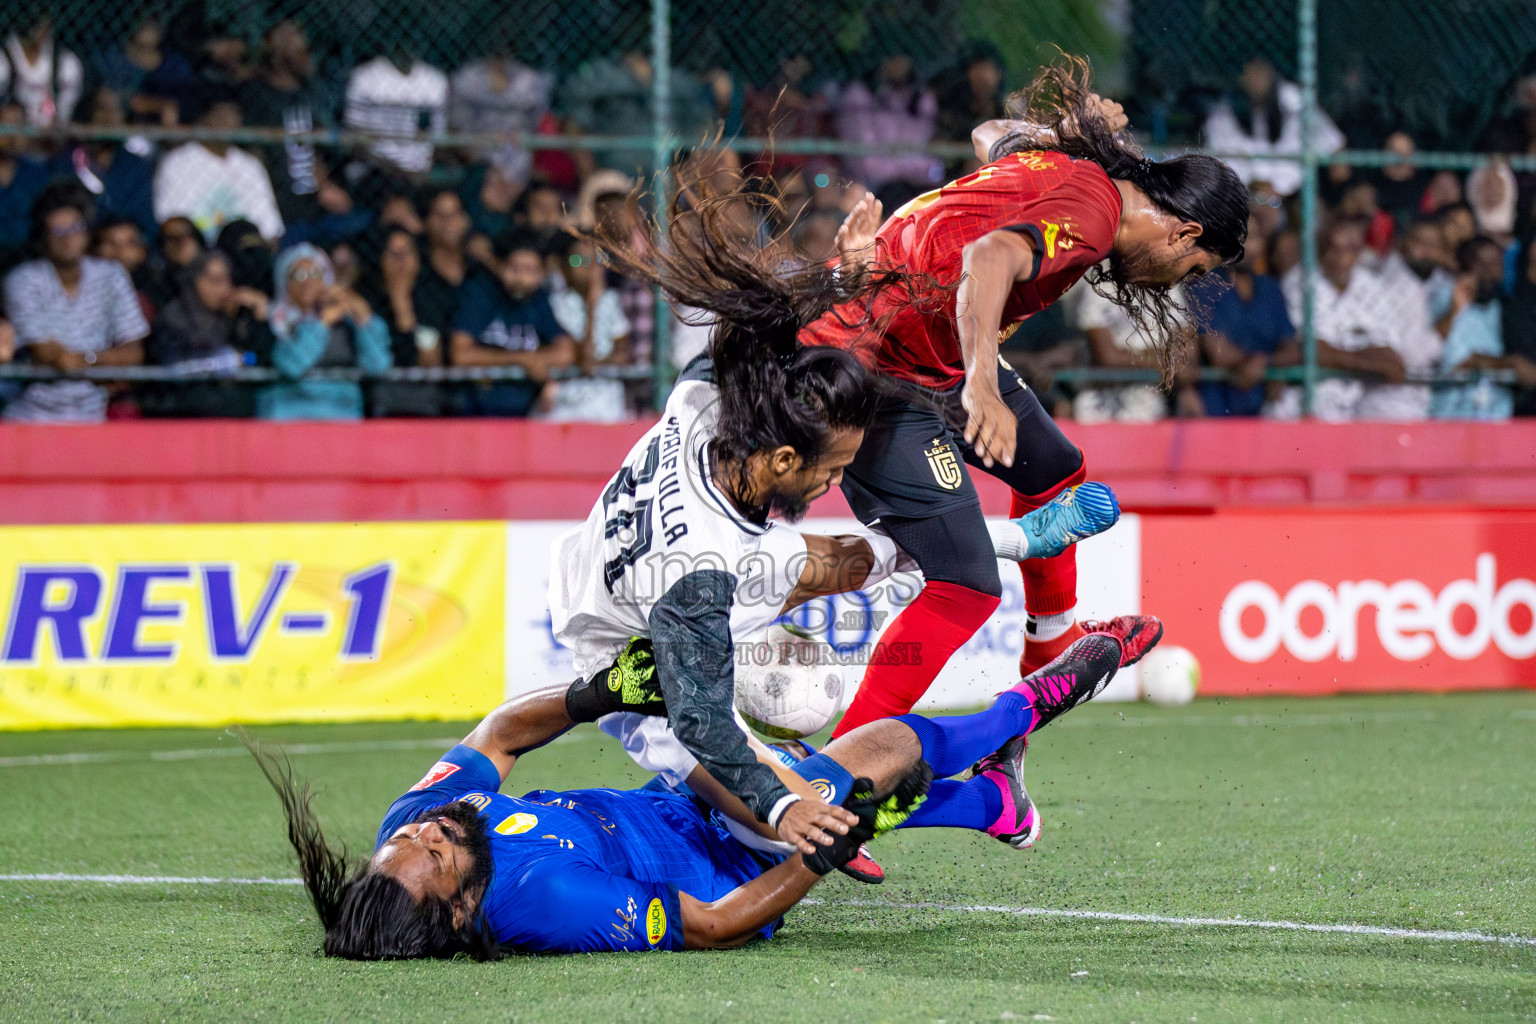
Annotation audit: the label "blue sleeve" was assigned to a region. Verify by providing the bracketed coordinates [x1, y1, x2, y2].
[489, 858, 686, 953]
[271, 319, 331, 378]
[454, 277, 497, 337]
[352, 314, 394, 373]
[375, 744, 502, 849]
[532, 293, 566, 345]
[1265, 277, 1296, 341]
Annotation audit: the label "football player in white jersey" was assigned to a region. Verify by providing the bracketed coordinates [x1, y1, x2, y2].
[549, 183, 1122, 862]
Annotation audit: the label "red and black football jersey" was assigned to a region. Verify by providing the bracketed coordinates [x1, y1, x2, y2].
[801, 150, 1122, 389]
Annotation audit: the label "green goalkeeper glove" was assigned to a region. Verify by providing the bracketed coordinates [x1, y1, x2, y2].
[563, 637, 667, 723]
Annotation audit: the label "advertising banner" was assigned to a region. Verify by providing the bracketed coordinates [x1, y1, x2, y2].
[1141, 511, 1536, 695]
[0, 522, 505, 729]
[508, 516, 1144, 709]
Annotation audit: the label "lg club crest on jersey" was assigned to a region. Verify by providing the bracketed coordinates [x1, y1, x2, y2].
[925, 438, 962, 490]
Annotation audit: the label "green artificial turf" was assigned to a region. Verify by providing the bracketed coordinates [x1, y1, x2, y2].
[2, 691, 1535, 1023]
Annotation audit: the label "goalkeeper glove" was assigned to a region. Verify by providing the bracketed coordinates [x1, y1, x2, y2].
[564, 637, 667, 723]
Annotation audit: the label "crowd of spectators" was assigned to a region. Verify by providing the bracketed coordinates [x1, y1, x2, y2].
[0, 9, 1532, 423]
[1007, 56, 1536, 423]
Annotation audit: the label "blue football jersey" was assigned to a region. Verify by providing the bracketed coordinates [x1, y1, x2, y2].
[377, 745, 778, 953]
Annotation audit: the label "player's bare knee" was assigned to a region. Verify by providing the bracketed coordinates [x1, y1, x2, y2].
[820, 718, 923, 793]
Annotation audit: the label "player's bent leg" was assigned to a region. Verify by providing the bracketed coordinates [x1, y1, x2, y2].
[832, 510, 1003, 737]
[1006, 631, 1123, 731]
[963, 364, 1097, 674]
[768, 740, 887, 884]
[1006, 480, 1121, 560]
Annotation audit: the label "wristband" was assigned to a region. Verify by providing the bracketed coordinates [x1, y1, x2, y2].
[563, 673, 607, 723]
[766, 793, 802, 830]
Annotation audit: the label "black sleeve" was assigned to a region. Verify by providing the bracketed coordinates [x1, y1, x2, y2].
[675, 352, 715, 384]
[647, 569, 791, 822]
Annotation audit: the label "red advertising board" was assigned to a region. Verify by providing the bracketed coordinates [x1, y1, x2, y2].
[1141, 510, 1536, 695]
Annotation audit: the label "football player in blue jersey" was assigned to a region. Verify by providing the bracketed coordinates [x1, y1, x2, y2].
[252, 632, 1123, 958]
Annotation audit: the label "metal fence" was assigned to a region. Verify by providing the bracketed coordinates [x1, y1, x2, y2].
[0, 0, 1530, 415]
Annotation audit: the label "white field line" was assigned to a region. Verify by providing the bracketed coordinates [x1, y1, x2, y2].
[801, 899, 1536, 947]
[1, 875, 1529, 948]
[0, 731, 582, 769]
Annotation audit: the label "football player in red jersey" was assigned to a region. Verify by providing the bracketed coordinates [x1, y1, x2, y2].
[803, 58, 1249, 738]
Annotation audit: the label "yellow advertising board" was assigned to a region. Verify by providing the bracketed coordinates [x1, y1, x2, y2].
[0, 522, 505, 729]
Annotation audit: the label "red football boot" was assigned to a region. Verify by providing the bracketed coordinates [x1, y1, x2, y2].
[1079, 614, 1165, 667]
[838, 844, 885, 884]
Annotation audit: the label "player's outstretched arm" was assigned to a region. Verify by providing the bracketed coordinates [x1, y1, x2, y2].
[971, 95, 1128, 163]
[781, 530, 916, 610]
[957, 230, 1037, 469]
[649, 569, 858, 853]
[461, 685, 576, 782]
[679, 857, 823, 948]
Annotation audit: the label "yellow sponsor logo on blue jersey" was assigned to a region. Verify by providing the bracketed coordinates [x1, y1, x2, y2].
[493, 812, 539, 835]
[646, 898, 667, 946]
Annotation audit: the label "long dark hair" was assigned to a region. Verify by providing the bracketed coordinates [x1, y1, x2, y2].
[593, 169, 908, 490]
[245, 737, 501, 961]
[992, 57, 1249, 375]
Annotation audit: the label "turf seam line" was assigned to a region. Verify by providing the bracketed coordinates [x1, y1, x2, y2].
[800, 899, 1536, 947]
[4, 877, 1531, 947]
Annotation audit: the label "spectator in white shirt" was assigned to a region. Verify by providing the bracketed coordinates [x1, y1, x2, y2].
[1377, 216, 1456, 323]
[0, 14, 83, 128]
[1069, 278, 1198, 422]
[539, 231, 631, 422]
[449, 51, 551, 169]
[1275, 217, 1436, 421]
[4, 182, 147, 422]
[344, 50, 448, 177]
[1203, 57, 1343, 197]
[153, 92, 284, 243]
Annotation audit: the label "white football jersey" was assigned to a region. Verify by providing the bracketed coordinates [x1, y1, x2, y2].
[549, 379, 808, 678]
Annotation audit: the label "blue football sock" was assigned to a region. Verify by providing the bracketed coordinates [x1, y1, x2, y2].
[792, 751, 855, 805]
[897, 778, 1002, 831]
[895, 692, 1034, 777]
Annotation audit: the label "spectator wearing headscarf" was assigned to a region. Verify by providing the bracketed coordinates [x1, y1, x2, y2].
[143, 249, 271, 416]
[258, 242, 391, 420]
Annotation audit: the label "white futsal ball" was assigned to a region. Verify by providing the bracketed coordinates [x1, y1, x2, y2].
[1139, 645, 1201, 706]
[734, 623, 847, 739]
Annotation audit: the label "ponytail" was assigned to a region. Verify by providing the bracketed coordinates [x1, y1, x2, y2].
[995, 56, 1248, 265]
[991, 56, 1250, 379]
[593, 167, 908, 469]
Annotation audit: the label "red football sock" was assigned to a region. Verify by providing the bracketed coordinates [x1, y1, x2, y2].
[1008, 463, 1086, 617]
[1019, 621, 1088, 675]
[832, 580, 1000, 737]
[1010, 463, 1087, 673]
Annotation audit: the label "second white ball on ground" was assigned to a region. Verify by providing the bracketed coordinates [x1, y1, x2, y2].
[1139, 645, 1201, 706]
[734, 623, 847, 739]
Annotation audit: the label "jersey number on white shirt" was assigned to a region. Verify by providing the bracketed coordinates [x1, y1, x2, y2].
[603, 435, 661, 590]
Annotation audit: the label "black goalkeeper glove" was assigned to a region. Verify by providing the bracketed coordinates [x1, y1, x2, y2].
[801, 777, 880, 876]
[564, 637, 667, 723]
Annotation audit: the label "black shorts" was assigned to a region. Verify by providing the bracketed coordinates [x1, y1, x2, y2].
[841, 357, 1084, 524]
